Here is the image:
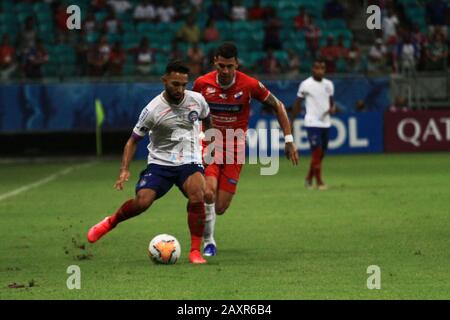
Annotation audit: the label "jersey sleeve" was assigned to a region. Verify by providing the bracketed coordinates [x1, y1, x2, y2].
[198, 95, 210, 120]
[132, 106, 154, 138]
[328, 80, 335, 97]
[250, 78, 271, 102]
[297, 81, 305, 98]
[192, 77, 203, 93]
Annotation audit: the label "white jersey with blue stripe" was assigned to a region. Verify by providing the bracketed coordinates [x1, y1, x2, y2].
[133, 90, 210, 166]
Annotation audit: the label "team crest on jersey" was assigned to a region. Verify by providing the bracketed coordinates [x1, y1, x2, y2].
[234, 91, 243, 99]
[188, 110, 199, 123]
[325, 86, 332, 95]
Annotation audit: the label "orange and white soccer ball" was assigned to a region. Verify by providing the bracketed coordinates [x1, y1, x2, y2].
[148, 234, 181, 264]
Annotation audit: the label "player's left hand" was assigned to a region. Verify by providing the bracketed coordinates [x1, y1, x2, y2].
[285, 142, 299, 166]
[329, 103, 337, 115]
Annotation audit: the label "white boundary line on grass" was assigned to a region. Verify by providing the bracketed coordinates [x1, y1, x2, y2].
[0, 161, 97, 202]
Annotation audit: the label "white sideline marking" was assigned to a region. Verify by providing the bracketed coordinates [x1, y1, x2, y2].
[0, 161, 97, 202]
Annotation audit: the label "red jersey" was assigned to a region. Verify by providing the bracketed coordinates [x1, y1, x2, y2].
[193, 70, 270, 133]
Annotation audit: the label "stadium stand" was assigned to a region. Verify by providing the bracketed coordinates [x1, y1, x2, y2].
[0, 0, 448, 81]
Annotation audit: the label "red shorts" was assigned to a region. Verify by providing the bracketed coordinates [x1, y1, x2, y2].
[204, 163, 243, 194]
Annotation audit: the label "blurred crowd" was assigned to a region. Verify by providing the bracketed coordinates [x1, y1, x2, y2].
[0, 0, 450, 81]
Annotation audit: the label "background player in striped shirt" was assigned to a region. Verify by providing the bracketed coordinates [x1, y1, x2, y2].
[193, 42, 299, 256]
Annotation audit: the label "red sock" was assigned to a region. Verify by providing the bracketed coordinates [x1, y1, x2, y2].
[306, 163, 314, 181]
[187, 202, 205, 252]
[312, 148, 323, 185]
[110, 199, 142, 227]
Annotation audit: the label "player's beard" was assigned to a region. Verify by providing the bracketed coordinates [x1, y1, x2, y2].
[218, 73, 234, 87]
[165, 90, 184, 105]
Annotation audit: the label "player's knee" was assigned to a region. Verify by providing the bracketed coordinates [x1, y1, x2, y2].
[188, 189, 204, 204]
[215, 204, 229, 215]
[135, 194, 154, 212]
[204, 188, 215, 204]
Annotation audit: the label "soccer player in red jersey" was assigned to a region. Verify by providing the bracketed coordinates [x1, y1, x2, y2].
[193, 42, 299, 256]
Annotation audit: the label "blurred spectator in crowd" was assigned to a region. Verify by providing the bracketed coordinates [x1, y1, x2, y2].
[389, 95, 409, 112]
[92, 0, 108, 13]
[231, 0, 247, 21]
[304, 17, 322, 59]
[83, 10, 98, 35]
[396, 34, 418, 75]
[263, 7, 282, 51]
[382, 8, 399, 44]
[346, 40, 363, 73]
[411, 24, 428, 71]
[335, 35, 349, 59]
[323, 0, 345, 19]
[248, 0, 266, 21]
[98, 34, 112, 60]
[425, 31, 448, 71]
[190, 0, 203, 11]
[156, 0, 177, 23]
[355, 100, 366, 112]
[75, 37, 90, 76]
[294, 6, 311, 30]
[286, 48, 300, 78]
[107, 0, 132, 15]
[368, 38, 388, 74]
[259, 48, 281, 74]
[186, 42, 204, 77]
[108, 41, 126, 76]
[19, 16, 37, 53]
[208, 0, 228, 21]
[203, 18, 220, 43]
[320, 35, 339, 73]
[55, 2, 70, 33]
[23, 39, 49, 79]
[426, 0, 448, 38]
[169, 39, 184, 61]
[132, 37, 156, 76]
[177, 0, 195, 21]
[177, 15, 201, 44]
[0, 35, 17, 80]
[133, 0, 156, 23]
[87, 40, 109, 77]
[103, 9, 123, 34]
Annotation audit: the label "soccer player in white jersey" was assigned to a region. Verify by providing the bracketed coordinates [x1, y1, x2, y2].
[87, 60, 212, 264]
[291, 59, 336, 190]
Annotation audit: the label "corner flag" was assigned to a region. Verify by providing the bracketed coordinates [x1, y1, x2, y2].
[95, 99, 105, 156]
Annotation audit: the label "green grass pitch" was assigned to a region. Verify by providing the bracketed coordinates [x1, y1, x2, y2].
[0, 153, 449, 299]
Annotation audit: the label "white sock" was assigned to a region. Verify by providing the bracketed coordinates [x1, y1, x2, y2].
[203, 203, 216, 247]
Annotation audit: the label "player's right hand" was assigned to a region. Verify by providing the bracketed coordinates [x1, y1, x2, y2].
[285, 142, 299, 166]
[114, 169, 130, 191]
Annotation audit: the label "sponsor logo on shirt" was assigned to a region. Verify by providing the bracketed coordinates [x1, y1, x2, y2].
[212, 115, 237, 122]
[208, 103, 243, 113]
[206, 87, 216, 95]
[234, 91, 243, 99]
[219, 93, 228, 99]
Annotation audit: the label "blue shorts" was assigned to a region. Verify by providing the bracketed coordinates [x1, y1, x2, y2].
[135, 163, 204, 199]
[306, 127, 330, 151]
